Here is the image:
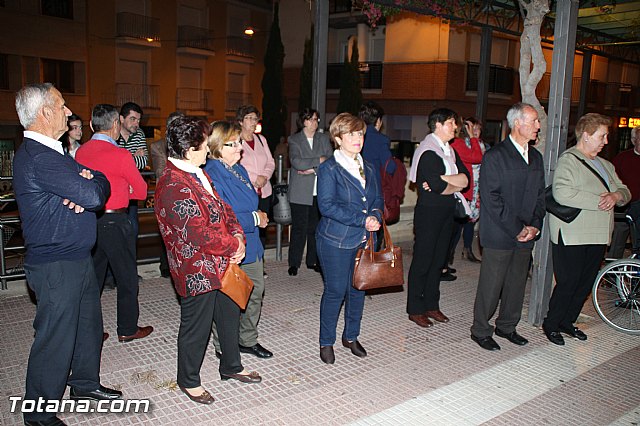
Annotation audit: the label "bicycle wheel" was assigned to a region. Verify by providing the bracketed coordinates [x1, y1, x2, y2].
[592, 259, 640, 335]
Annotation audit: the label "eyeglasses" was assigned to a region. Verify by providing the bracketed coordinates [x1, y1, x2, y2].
[223, 141, 242, 148]
[70, 125, 83, 130]
[244, 116, 259, 123]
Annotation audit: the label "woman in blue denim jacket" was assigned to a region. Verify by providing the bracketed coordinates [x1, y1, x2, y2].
[316, 113, 384, 364]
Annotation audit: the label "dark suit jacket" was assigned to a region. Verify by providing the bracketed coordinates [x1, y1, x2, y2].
[479, 137, 545, 250]
[288, 130, 333, 205]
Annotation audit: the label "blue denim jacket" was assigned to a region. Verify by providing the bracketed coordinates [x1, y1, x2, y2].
[316, 156, 384, 249]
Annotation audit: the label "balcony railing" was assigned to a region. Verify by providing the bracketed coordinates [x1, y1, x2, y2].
[535, 74, 639, 109]
[115, 83, 159, 109]
[326, 61, 383, 90]
[117, 12, 160, 42]
[466, 62, 514, 95]
[178, 26, 214, 51]
[329, 0, 353, 13]
[226, 91, 253, 112]
[225, 37, 254, 58]
[176, 88, 214, 112]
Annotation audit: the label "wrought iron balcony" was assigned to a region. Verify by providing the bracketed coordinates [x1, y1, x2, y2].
[178, 26, 214, 51]
[176, 88, 214, 112]
[226, 91, 253, 112]
[225, 37, 254, 58]
[115, 83, 159, 109]
[116, 12, 160, 42]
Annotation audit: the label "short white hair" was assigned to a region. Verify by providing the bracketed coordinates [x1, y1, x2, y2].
[15, 83, 55, 129]
[506, 102, 535, 129]
[631, 126, 640, 141]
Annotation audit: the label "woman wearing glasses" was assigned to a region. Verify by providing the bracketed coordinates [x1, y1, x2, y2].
[237, 105, 275, 265]
[287, 108, 334, 276]
[204, 121, 273, 360]
[316, 113, 383, 364]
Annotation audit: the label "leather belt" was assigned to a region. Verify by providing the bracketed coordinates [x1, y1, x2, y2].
[104, 208, 128, 214]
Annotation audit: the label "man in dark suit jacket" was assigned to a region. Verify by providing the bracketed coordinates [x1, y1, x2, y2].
[470, 102, 546, 351]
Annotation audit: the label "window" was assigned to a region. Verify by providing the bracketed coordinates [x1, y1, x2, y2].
[41, 0, 73, 19]
[0, 54, 7, 90]
[42, 59, 75, 93]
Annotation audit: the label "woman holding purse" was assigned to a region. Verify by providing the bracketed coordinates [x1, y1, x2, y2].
[316, 113, 384, 364]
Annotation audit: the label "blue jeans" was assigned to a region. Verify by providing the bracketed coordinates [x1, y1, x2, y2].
[317, 237, 365, 346]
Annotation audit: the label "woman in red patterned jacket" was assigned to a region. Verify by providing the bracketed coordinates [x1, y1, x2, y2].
[155, 116, 261, 405]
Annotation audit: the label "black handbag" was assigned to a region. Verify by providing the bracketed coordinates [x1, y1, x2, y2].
[546, 153, 610, 223]
[453, 196, 468, 219]
[545, 185, 580, 223]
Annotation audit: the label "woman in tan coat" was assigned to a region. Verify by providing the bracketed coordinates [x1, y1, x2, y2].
[543, 113, 631, 345]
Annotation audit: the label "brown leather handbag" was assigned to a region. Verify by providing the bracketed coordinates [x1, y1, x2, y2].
[352, 218, 404, 291]
[220, 263, 254, 309]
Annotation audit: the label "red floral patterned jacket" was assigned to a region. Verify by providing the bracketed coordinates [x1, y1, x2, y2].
[155, 161, 244, 297]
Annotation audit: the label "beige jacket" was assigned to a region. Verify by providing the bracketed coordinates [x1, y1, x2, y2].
[549, 146, 631, 245]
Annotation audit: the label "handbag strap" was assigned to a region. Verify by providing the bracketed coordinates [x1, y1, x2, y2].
[567, 152, 610, 192]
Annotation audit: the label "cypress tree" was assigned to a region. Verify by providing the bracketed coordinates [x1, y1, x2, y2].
[298, 26, 314, 114]
[261, 2, 286, 151]
[336, 39, 363, 115]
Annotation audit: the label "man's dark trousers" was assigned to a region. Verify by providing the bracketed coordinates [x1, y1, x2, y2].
[93, 212, 139, 336]
[24, 257, 102, 422]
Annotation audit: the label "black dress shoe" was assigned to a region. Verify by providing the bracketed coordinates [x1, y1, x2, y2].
[288, 266, 298, 276]
[543, 328, 565, 346]
[307, 264, 322, 273]
[495, 328, 529, 346]
[24, 417, 66, 426]
[471, 334, 501, 351]
[341, 338, 367, 357]
[440, 272, 457, 281]
[215, 350, 222, 359]
[239, 343, 273, 358]
[560, 326, 587, 341]
[320, 346, 335, 364]
[445, 266, 457, 274]
[70, 385, 122, 401]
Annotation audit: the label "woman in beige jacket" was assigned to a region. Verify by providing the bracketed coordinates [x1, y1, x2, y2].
[543, 113, 631, 345]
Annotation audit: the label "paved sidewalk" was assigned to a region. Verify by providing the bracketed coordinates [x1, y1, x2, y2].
[1, 241, 638, 425]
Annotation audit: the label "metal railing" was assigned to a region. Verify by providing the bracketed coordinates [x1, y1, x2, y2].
[176, 88, 214, 111]
[226, 91, 253, 112]
[225, 36, 254, 57]
[326, 61, 383, 90]
[177, 25, 214, 51]
[115, 83, 160, 110]
[116, 12, 160, 42]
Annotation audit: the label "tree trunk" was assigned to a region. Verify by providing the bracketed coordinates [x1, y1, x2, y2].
[518, 0, 550, 154]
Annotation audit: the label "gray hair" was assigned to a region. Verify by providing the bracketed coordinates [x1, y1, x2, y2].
[506, 102, 535, 129]
[91, 104, 120, 132]
[631, 126, 640, 141]
[15, 83, 55, 129]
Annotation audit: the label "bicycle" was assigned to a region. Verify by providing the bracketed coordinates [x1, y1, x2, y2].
[592, 212, 640, 335]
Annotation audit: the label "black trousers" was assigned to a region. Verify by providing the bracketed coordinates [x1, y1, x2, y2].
[24, 257, 102, 422]
[288, 198, 320, 268]
[544, 234, 605, 331]
[177, 290, 242, 388]
[407, 205, 453, 314]
[471, 247, 531, 337]
[93, 212, 139, 336]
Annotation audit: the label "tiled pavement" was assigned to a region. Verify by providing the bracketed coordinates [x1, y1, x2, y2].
[1, 241, 639, 425]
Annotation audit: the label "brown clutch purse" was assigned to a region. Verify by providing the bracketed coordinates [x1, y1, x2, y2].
[220, 263, 254, 309]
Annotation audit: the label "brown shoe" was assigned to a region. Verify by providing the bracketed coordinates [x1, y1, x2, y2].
[408, 314, 433, 328]
[220, 370, 262, 384]
[425, 310, 449, 323]
[118, 326, 154, 343]
[179, 385, 215, 404]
